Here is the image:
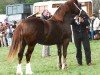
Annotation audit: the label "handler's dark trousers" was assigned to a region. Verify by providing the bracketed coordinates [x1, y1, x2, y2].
[74, 31, 91, 65]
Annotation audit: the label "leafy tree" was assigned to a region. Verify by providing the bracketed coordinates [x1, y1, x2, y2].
[0, 5, 5, 13]
[92, 0, 100, 14]
[0, 0, 15, 14]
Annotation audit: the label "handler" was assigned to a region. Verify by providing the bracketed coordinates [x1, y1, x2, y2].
[71, 15, 92, 66]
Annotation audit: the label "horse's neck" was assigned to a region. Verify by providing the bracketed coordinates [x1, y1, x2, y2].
[50, 13, 70, 22]
[64, 13, 72, 24]
[53, 14, 64, 21]
[49, 13, 72, 25]
[51, 4, 68, 22]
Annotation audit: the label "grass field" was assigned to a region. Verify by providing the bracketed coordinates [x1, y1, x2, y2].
[0, 40, 100, 75]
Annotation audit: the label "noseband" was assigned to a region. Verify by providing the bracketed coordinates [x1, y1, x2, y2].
[74, 3, 82, 16]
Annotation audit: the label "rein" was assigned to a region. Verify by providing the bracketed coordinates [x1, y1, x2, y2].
[74, 3, 82, 16]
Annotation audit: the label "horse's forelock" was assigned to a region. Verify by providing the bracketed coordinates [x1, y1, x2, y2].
[66, 0, 80, 15]
[71, 0, 78, 4]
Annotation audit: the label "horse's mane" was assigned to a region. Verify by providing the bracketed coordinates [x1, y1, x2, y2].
[27, 0, 78, 22]
[27, 12, 39, 18]
[51, 2, 70, 21]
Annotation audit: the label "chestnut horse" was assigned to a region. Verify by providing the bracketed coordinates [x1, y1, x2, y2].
[8, 0, 82, 74]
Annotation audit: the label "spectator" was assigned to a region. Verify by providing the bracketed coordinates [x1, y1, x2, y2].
[13, 21, 17, 28]
[0, 22, 3, 47]
[41, 9, 52, 57]
[92, 15, 100, 39]
[41, 9, 52, 19]
[12, 21, 17, 32]
[71, 15, 92, 66]
[90, 15, 95, 40]
[0, 22, 7, 47]
[5, 25, 13, 47]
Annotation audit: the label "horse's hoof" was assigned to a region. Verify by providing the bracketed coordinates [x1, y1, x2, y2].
[26, 71, 33, 75]
[62, 64, 67, 70]
[26, 73, 33, 75]
[57, 64, 62, 70]
[16, 72, 23, 75]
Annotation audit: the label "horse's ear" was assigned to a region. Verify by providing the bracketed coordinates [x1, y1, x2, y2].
[72, 0, 78, 4]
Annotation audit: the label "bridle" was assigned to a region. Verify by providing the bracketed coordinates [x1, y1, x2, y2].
[74, 3, 82, 16]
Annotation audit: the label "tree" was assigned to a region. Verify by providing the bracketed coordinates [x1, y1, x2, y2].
[15, 0, 25, 3]
[0, 0, 15, 14]
[92, 0, 100, 14]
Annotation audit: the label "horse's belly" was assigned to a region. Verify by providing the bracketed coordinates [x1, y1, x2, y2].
[38, 42, 56, 45]
[37, 37, 61, 45]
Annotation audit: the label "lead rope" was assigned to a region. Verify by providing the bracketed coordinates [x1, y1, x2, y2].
[74, 3, 82, 16]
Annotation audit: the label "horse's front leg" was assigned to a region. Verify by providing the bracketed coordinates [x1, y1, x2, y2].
[25, 45, 35, 75]
[62, 39, 70, 69]
[57, 44, 62, 69]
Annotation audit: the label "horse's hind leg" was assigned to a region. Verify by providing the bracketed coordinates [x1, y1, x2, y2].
[62, 39, 70, 69]
[16, 43, 26, 75]
[57, 44, 62, 69]
[25, 45, 35, 75]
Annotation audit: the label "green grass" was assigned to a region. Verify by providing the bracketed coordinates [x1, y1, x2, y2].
[0, 40, 100, 75]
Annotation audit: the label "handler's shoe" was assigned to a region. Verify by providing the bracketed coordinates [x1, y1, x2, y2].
[87, 63, 92, 66]
[78, 64, 82, 66]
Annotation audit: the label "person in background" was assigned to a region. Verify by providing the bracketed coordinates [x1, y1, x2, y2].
[5, 25, 13, 47]
[0, 22, 7, 47]
[12, 21, 17, 32]
[41, 9, 52, 20]
[0, 22, 3, 47]
[13, 21, 17, 28]
[71, 15, 92, 66]
[92, 15, 100, 39]
[90, 15, 95, 40]
[41, 9, 52, 57]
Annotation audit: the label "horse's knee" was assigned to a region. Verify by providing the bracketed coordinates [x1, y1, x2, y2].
[63, 52, 67, 58]
[25, 51, 32, 58]
[25, 51, 33, 63]
[58, 49, 61, 56]
[18, 52, 24, 63]
[18, 52, 23, 58]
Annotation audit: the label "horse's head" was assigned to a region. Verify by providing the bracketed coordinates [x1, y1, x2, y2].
[67, 0, 82, 15]
[52, 0, 82, 21]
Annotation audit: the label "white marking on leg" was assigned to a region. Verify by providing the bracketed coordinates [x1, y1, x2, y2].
[57, 56, 62, 69]
[16, 64, 23, 75]
[26, 62, 33, 75]
[62, 57, 67, 70]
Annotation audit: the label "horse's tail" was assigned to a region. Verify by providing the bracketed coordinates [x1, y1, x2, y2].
[8, 22, 22, 61]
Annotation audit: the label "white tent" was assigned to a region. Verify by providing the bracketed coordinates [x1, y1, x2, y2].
[78, 0, 92, 2]
[0, 14, 7, 23]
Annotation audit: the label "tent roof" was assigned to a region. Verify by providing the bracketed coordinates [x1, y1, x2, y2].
[78, 0, 92, 2]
